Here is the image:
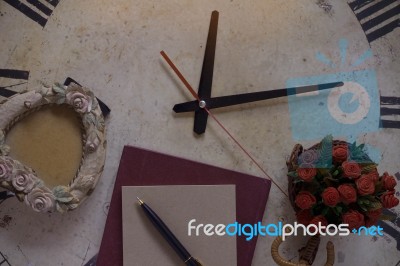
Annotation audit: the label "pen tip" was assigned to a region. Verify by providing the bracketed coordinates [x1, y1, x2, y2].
[136, 197, 144, 205]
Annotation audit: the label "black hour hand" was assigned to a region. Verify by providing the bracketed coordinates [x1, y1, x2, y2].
[193, 10, 219, 134]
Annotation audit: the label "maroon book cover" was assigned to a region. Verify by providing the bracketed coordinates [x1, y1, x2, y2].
[97, 146, 271, 266]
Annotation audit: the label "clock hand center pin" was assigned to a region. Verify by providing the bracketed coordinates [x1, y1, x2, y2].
[160, 50, 289, 198]
[199, 100, 207, 108]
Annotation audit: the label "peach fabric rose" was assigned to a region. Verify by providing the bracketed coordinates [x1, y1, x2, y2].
[382, 172, 397, 191]
[296, 209, 313, 225]
[309, 215, 328, 226]
[66, 91, 92, 113]
[365, 217, 378, 228]
[299, 150, 319, 164]
[366, 208, 382, 219]
[356, 176, 375, 195]
[11, 171, 36, 193]
[332, 145, 348, 163]
[337, 184, 357, 204]
[295, 191, 317, 210]
[297, 166, 317, 182]
[342, 210, 365, 230]
[25, 187, 55, 212]
[322, 187, 340, 207]
[365, 169, 379, 183]
[342, 161, 361, 179]
[381, 191, 399, 209]
[309, 215, 328, 233]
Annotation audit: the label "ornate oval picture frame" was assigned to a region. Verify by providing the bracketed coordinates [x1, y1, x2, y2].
[0, 83, 106, 213]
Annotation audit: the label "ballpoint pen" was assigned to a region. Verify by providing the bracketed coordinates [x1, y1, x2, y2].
[137, 197, 203, 266]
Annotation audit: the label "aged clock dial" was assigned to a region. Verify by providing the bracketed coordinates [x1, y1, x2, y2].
[1, 1, 399, 265]
[172, 11, 345, 135]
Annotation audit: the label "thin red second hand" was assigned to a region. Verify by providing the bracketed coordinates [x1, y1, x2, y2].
[161, 50, 288, 198]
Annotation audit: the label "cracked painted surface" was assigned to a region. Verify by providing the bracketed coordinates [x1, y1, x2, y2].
[0, 0, 399, 265]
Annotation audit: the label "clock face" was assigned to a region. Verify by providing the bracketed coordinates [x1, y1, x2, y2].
[0, 1, 399, 265]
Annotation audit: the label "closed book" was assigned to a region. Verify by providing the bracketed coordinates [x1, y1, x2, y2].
[97, 145, 271, 266]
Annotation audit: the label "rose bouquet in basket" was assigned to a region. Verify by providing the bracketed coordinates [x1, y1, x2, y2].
[287, 135, 399, 230]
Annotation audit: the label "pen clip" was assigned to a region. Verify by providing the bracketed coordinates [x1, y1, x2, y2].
[188, 257, 204, 266]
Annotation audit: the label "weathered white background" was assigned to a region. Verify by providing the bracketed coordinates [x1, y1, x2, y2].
[0, 0, 399, 265]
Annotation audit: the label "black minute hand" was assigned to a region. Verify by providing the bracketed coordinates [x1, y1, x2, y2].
[173, 81, 344, 113]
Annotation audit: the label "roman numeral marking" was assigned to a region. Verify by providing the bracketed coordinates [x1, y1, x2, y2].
[0, 69, 29, 80]
[381, 107, 400, 115]
[395, 172, 400, 181]
[0, 252, 11, 266]
[380, 96, 400, 129]
[0, 69, 29, 98]
[349, 0, 375, 10]
[348, 0, 400, 42]
[3, 0, 61, 27]
[381, 96, 400, 105]
[378, 220, 400, 251]
[379, 208, 400, 251]
[381, 120, 400, 129]
[0, 191, 14, 205]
